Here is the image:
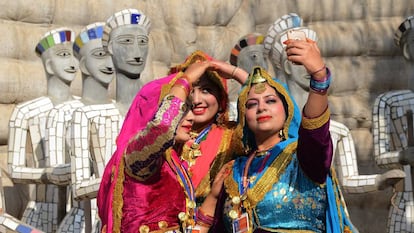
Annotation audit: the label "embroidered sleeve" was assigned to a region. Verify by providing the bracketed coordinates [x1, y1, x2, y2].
[297, 107, 333, 184]
[124, 95, 186, 181]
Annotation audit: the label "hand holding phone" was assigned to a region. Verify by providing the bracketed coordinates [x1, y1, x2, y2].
[287, 29, 306, 41]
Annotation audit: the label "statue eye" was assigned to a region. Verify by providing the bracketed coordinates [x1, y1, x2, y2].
[92, 49, 107, 57]
[56, 50, 71, 57]
[116, 36, 134, 44]
[137, 36, 149, 45]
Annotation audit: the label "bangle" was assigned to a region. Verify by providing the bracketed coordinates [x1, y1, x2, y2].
[175, 78, 191, 91]
[196, 208, 214, 227]
[310, 67, 331, 94]
[174, 78, 191, 96]
[310, 64, 326, 76]
[231, 66, 238, 78]
[173, 84, 189, 96]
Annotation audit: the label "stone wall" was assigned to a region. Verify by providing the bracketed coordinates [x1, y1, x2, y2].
[1, 0, 414, 232]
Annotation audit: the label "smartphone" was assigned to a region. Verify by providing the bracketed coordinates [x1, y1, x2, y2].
[287, 30, 306, 41]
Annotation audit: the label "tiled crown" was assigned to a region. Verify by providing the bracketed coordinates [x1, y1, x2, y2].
[230, 33, 265, 66]
[73, 22, 105, 59]
[35, 27, 75, 56]
[102, 8, 151, 50]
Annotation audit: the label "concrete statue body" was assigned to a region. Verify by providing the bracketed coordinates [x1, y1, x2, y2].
[372, 15, 414, 232]
[7, 28, 83, 232]
[68, 22, 119, 233]
[68, 9, 152, 232]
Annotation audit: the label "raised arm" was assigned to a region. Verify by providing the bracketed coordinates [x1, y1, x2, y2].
[286, 39, 333, 183]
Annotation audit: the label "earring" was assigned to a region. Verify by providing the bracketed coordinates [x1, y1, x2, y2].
[278, 129, 285, 140]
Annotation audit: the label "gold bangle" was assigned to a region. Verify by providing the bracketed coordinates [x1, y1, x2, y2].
[173, 83, 189, 96]
[231, 66, 238, 78]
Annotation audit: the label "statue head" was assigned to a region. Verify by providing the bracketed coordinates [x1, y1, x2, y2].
[35, 27, 79, 84]
[74, 22, 114, 86]
[102, 8, 151, 78]
[230, 33, 268, 73]
[265, 13, 317, 90]
[395, 15, 414, 61]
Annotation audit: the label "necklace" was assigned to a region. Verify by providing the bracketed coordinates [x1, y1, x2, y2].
[228, 150, 271, 221]
[181, 124, 212, 168]
[166, 149, 196, 230]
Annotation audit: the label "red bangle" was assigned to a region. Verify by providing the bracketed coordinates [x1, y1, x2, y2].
[310, 64, 326, 76]
[196, 208, 214, 226]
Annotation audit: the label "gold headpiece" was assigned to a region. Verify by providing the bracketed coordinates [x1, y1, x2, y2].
[250, 67, 267, 94]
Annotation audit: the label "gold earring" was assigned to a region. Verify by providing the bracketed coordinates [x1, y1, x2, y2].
[279, 129, 285, 140]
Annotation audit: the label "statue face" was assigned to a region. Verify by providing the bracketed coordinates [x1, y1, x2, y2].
[108, 24, 149, 78]
[282, 52, 310, 90]
[81, 39, 114, 85]
[237, 45, 268, 73]
[44, 43, 79, 83]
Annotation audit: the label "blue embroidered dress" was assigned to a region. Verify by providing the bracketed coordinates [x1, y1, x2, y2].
[211, 68, 356, 233]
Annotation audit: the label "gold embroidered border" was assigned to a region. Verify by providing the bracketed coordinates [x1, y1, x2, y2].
[301, 107, 330, 130]
[224, 142, 297, 208]
[195, 126, 234, 198]
[234, 69, 297, 152]
[112, 159, 125, 233]
[124, 99, 182, 181]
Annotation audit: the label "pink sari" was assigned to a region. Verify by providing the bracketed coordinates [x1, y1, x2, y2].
[97, 73, 178, 233]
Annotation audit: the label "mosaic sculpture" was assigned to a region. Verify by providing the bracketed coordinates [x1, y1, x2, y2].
[371, 15, 414, 232]
[7, 28, 83, 232]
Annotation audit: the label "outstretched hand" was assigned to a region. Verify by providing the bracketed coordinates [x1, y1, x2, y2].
[284, 38, 325, 77]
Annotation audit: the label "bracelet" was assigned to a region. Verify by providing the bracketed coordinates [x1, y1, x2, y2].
[310, 64, 326, 76]
[181, 74, 193, 89]
[196, 208, 214, 227]
[231, 66, 238, 78]
[174, 78, 191, 95]
[173, 84, 190, 96]
[310, 67, 331, 94]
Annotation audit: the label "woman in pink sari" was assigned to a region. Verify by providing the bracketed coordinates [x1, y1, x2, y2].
[97, 51, 248, 233]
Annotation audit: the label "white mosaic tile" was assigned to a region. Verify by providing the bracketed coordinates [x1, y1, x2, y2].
[372, 90, 414, 232]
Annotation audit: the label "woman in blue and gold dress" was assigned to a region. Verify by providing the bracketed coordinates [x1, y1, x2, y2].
[199, 38, 357, 233]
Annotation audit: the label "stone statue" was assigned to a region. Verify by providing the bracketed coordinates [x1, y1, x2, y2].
[265, 13, 404, 194]
[69, 9, 152, 232]
[74, 22, 115, 106]
[7, 27, 83, 232]
[0, 169, 45, 233]
[102, 8, 151, 115]
[372, 15, 414, 232]
[228, 33, 268, 121]
[68, 22, 120, 233]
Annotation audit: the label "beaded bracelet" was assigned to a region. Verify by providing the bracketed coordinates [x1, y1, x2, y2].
[310, 67, 331, 94]
[174, 77, 192, 96]
[196, 208, 214, 227]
